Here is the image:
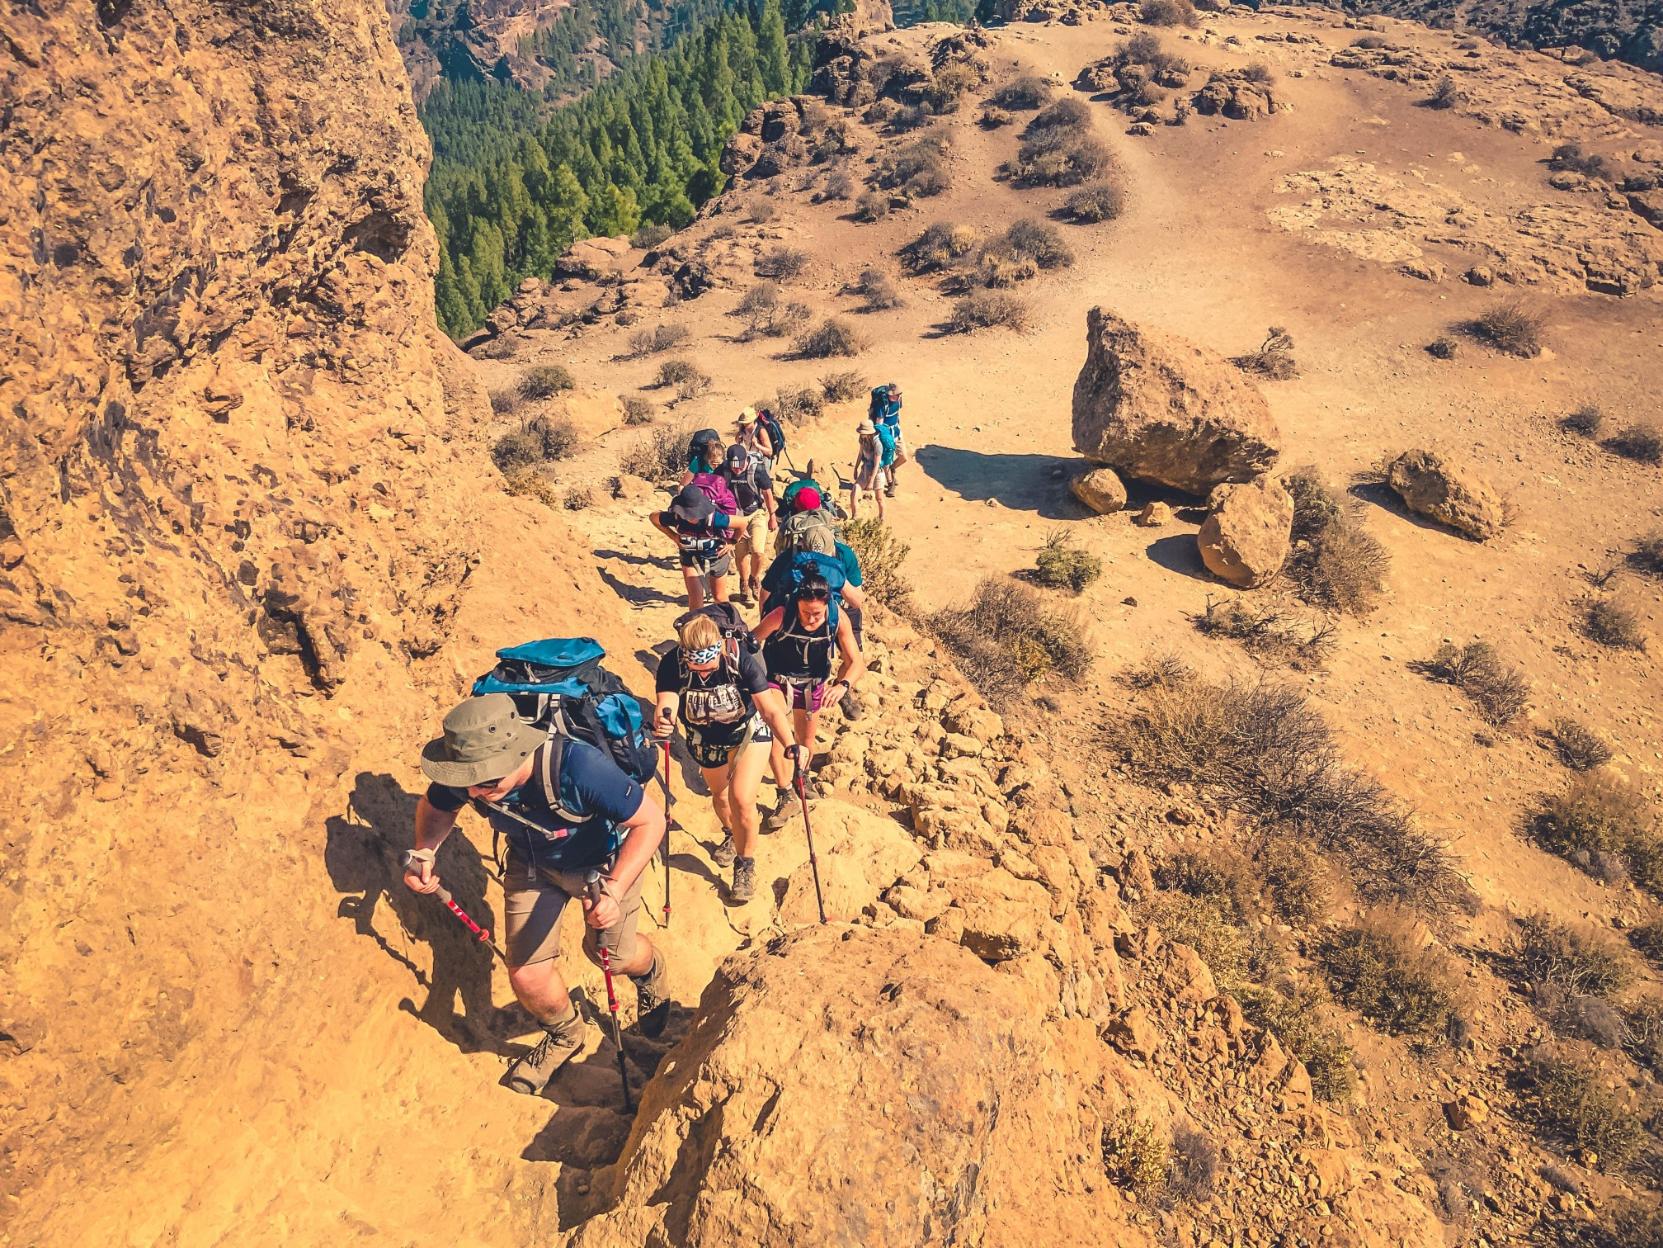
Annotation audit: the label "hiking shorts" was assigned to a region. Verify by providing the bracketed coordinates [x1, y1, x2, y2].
[736, 511, 768, 560]
[502, 855, 646, 968]
[680, 547, 733, 578]
[771, 678, 828, 713]
[684, 712, 773, 770]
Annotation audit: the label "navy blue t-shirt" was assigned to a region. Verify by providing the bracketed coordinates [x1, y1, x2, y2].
[427, 737, 644, 872]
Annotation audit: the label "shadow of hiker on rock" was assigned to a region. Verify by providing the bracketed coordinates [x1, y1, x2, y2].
[325, 770, 518, 1057]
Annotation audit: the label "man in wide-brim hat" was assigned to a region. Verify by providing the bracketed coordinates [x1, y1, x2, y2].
[405, 693, 669, 1097]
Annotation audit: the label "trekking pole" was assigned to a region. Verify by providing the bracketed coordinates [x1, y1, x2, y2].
[791, 751, 827, 924]
[659, 739, 674, 928]
[585, 872, 635, 1113]
[432, 885, 508, 964]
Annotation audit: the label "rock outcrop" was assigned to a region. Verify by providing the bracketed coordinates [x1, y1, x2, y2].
[1198, 476, 1295, 587]
[1386, 449, 1509, 540]
[1072, 308, 1282, 495]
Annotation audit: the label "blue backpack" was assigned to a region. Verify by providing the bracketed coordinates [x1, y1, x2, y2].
[472, 638, 657, 785]
[782, 551, 846, 627]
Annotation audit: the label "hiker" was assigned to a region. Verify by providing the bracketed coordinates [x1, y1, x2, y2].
[652, 483, 735, 609]
[720, 443, 776, 606]
[405, 692, 670, 1096]
[759, 509, 867, 719]
[869, 383, 904, 497]
[734, 408, 775, 477]
[753, 562, 866, 828]
[653, 606, 798, 903]
[850, 420, 887, 523]
[773, 482, 840, 561]
[681, 427, 725, 481]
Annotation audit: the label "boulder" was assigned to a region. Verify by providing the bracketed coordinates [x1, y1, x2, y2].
[1192, 71, 1282, 121]
[1101, 1006, 1160, 1059]
[1385, 449, 1507, 541]
[1069, 465, 1128, 514]
[1196, 475, 1293, 588]
[555, 236, 632, 283]
[1133, 501, 1173, 527]
[777, 799, 923, 926]
[1071, 308, 1280, 495]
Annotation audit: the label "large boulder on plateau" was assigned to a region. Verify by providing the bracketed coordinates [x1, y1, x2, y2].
[1071, 308, 1281, 495]
[1197, 475, 1293, 587]
[568, 926, 1149, 1248]
[1385, 449, 1507, 541]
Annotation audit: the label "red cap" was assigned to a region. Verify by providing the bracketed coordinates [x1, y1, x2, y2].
[794, 487, 822, 512]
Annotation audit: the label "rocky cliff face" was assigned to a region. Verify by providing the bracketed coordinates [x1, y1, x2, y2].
[0, 0, 484, 1234]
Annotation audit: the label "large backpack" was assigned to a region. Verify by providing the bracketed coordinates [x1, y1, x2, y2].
[671, 603, 759, 724]
[688, 427, 723, 472]
[874, 422, 898, 469]
[757, 410, 787, 458]
[689, 469, 740, 517]
[780, 551, 846, 627]
[778, 506, 837, 557]
[472, 638, 657, 786]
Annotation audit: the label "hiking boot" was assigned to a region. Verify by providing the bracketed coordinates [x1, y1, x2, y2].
[505, 1007, 585, 1096]
[746, 577, 761, 602]
[763, 786, 796, 832]
[630, 952, 671, 1039]
[840, 686, 863, 719]
[711, 833, 736, 867]
[729, 856, 756, 904]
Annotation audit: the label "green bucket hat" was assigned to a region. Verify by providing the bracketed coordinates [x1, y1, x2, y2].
[420, 693, 546, 788]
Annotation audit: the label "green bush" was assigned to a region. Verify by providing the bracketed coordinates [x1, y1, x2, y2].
[1516, 1053, 1645, 1169]
[1320, 916, 1461, 1036]
[840, 516, 912, 613]
[491, 415, 578, 472]
[518, 365, 576, 400]
[1032, 531, 1102, 593]
[1239, 985, 1358, 1101]
[929, 576, 1090, 704]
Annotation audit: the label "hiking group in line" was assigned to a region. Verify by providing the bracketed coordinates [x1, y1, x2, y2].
[404, 385, 902, 1099]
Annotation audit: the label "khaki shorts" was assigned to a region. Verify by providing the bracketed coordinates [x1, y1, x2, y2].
[736, 511, 769, 560]
[503, 855, 646, 968]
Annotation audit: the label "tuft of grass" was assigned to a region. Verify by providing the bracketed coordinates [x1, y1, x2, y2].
[795, 317, 865, 359]
[1102, 1111, 1169, 1198]
[1238, 984, 1358, 1101]
[619, 423, 688, 481]
[1467, 301, 1544, 358]
[1032, 531, 1103, 594]
[491, 415, 578, 472]
[949, 291, 1030, 334]
[1550, 718, 1613, 771]
[1416, 640, 1529, 726]
[1063, 181, 1126, 223]
[1561, 404, 1603, 437]
[1232, 326, 1298, 380]
[1119, 653, 1193, 691]
[755, 246, 809, 280]
[1582, 598, 1645, 650]
[1320, 914, 1462, 1037]
[1516, 1053, 1645, 1169]
[840, 516, 913, 613]
[519, 364, 576, 400]
[820, 169, 854, 201]
[820, 370, 867, 402]
[771, 387, 824, 424]
[1605, 422, 1663, 465]
[1283, 468, 1390, 615]
[929, 576, 1090, 704]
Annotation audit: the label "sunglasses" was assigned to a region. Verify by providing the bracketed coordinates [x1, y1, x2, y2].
[798, 587, 830, 602]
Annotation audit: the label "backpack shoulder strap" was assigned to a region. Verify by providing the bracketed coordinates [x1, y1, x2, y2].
[537, 735, 582, 823]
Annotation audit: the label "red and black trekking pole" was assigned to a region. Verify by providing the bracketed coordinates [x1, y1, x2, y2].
[586, 873, 634, 1112]
[432, 884, 507, 964]
[791, 750, 827, 925]
[659, 739, 674, 928]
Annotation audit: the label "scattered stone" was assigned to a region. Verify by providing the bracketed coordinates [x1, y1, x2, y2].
[1133, 501, 1173, 528]
[1444, 1093, 1490, 1130]
[1102, 1006, 1161, 1059]
[1197, 475, 1293, 588]
[1069, 465, 1128, 514]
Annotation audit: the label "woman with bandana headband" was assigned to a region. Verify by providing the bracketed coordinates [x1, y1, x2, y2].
[652, 611, 798, 904]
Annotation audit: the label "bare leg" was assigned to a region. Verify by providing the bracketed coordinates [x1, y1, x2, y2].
[727, 737, 768, 858]
[683, 566, 706, 609]
[507, 960, 573, 1023]
[581, 929, 656, 979]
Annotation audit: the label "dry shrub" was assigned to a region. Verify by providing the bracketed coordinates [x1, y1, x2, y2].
[1629, 533, 1663, 579]
[1192, 597, 1334, 671]
[1628, 919, 1663, 968]
[518, 364, 576, 399]
[972, 242, 1038, 289]
[1238, 985, 1358, 1101]
[1549, 142, 1617, 181]
[1116, 678, 1467, 914]
[1351, 34, 1390, 48]
[653, 357, 701, 388]
[1232, 326, 1298, 380]
[888, 103, 931, 132]
[1575, 1200, 1663, 1248]
[772, 387, 824, 424]
[628, 323, 690, 357]
[820, 169, 854, 201]
[1516, 1053, 1645, 1169]
[1101, 1111, 1168, 1197]
[929, 576, 1090, 704]
[501, 469, 561, 508]
[920, 62, 980, 114]
[1551, 718, 1613, 771]
[631, 222, 674, 249]
[901, 221, 981, 274]
[855, 190, 892, 222]
[1242, 60, 1275, 84]
[1514, 913, 1632, 999]
[1027, 95, 1093, 136]
[1161, 1124, 1219, 1205]
[1416, 639, 1529, 726]
[1032, 530, 1102, 593]
[1561, 404, 1603, 437]
[735, 283, 811, 339]
[619, 422, 688, 481]
[1005, 102, 1109, 188]
[491, 415, 578, 472]
[1427, 75, 1465, 108]
[1467, 301, 1544, 358]
[873, 134, 951, 198]
[1119, 652, 1193, 691]
[1284, 469, 1390, 615]
[795, 317, 865, 359]
[755, 246, 809, 280]
[622, 396, 656, 426]
[1002, 218, 1075, 269]
[1140, 0, 1198, 25]
[1427, 336, 1458, 360]
[1145, 890, 1252, 985]
[990, 74, 1054, 110]
[1256, 836, 1333, 926]
[748, 198, 777, 225]
[489, 390, 521, 416]
[1583, 598, 1646, 650]
[1320, 914, 1462, 1037]
[1605, 422, 1663, 465]
[979, 107, 1014, 129]
[855, 266, 904, 310]
[1063, 181, 1126, 223]
[950, 291, 1030, 333]
[675, 370, 712, 402]
[820, 370, 867, 402]
[1533, 774, 1663, 897]
[840, 516, 913, 613]
[562, 487, 592, 511]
